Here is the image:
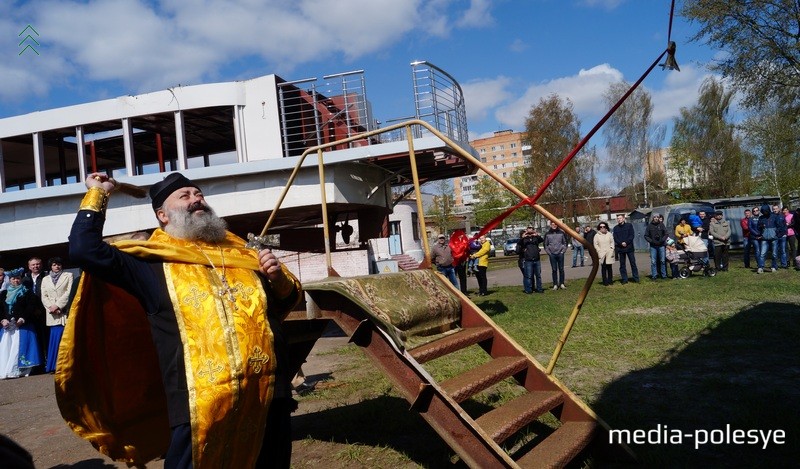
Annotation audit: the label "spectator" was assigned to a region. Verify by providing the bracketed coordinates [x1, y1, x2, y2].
[687, 210, 702, 232]
[431, 233, 458, 288]
[449, 230, 470, 295]
[583, 225, 597, 249]
[593, 222, 615, 285]
[612, 214, 639, 284]
[517, 226, 544, 294]
[23, 257, 47, 374]
[469, 235, 492, 296]
[571, 225, 584, 268]
[748, 206, 764, 271]
[0, 268, 42, 379]
[40, 257, 74, 373]
[697, 211, 714, 261]
[665, 238, 681, 279]
[644, 213, 668, 280]
[756, 203, 781, 273]
[773, 205, 789, 268]
[740, 209, 753, 268]
[544, 221, 568, 290]
[708, 211, 731, 271]
[674, 218, 693, 248]
[783, 207, 796, 269]
[0, 268, 8, 292]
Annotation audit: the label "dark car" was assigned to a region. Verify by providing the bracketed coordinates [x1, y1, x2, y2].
[503, 238, 520, 256]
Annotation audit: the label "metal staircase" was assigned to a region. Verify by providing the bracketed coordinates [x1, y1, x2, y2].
[287, 272, 633, 468]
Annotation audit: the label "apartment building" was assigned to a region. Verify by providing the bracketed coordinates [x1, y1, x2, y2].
[453, 129, 530, 208]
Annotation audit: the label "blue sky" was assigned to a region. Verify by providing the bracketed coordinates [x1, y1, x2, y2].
[1, 0, 720, 146]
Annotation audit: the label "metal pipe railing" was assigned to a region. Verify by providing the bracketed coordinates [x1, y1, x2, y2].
[257, 119, 597, 374]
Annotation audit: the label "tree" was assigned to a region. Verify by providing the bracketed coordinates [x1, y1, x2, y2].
[669, 77, 750, 197]
[742, 102, 800, 202]
[470, 176, 507, 227]
[682, 0, 800, 110]
[522, 94, 597, 224]
[602, 81, 663, 206]
[425, 179, 458, 236]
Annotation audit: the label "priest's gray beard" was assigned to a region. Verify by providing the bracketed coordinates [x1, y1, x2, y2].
[163, 202, 228, 242]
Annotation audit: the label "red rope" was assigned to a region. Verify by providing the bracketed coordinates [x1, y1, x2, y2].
[472, 48, 668, 240]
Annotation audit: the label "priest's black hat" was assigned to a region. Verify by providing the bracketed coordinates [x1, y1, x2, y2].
[149, 173, 200, 211]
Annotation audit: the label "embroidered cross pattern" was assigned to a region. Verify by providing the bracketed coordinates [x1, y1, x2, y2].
[232, 281, 255, 301]
[183, 286, 209, 309]
[248, 346, 270, 373]
[198, 358, 224, 383]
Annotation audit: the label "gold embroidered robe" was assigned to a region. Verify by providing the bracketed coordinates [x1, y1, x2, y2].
[55, 229, 301, 467]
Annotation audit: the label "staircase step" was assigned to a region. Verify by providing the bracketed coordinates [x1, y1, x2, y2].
[441, 356, 529, 403]
[409, 327, 495, 364]
[515, 420, 597, 468]
[475, 391, 565, 444]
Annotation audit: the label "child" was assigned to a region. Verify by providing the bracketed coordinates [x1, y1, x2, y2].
[665, 238, 681, 279]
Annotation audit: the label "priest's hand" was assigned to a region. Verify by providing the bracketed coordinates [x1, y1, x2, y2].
[86, 172, 118, 193]
[258, 249, 283, 281]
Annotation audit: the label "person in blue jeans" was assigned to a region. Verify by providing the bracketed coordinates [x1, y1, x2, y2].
[613, 214, 639, 283]
[772, 204, 789, 268]
[756, 203, 785, 273]
[431, 233, 458, 287]
[571, 225, 585, 267]
[748, 206, 764, 271]
[544, 221, 568, 290]
[644, 213, 668, 279]
[517, 226, 544, 293]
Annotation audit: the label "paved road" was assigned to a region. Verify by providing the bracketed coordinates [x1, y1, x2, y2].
[0, 251, 656, 468]
[474, 251, 654, 292]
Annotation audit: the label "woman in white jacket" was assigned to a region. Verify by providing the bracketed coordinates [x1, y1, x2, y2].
[593, 222, 615, 286]
[40, 257, 74, 373]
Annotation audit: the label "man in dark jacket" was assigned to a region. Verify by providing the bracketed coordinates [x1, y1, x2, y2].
[748, 206, 764, 272]
[612, 214, 639, 284]
[644, 213, 668, 280]
[544, 221, 568, 290]
[757, 203, 785, 272]
[517, 226, 544, 293]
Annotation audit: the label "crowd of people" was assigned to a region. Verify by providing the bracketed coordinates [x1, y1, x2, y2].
[0, 257, 76, 379]
[434, 203, 798, 296]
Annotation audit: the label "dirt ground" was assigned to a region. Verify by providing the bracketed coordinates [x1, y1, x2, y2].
[0, 333, 354, 469]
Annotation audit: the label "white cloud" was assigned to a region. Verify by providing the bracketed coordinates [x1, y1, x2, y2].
[0, 14, 73, 104]
[509, 39, 528, 53]
[457, 0, 494, 28]
[495, 63, 623, 129]
[579, 0, 627, 10]
[461, 76, 513, 122]
[15, 0, 456, 98]
[650, 64, 717, 123]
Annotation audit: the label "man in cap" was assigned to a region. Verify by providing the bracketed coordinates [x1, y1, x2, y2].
[708, 210, 731, 271]
[61, 172, 302, 468]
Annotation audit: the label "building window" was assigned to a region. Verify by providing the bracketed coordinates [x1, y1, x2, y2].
[511, 143, 517, 148]
[412, 212, 420, 240]
[480, 148, 486, 153]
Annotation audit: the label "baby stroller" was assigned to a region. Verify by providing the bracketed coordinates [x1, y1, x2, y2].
[677, 235, 716, 278]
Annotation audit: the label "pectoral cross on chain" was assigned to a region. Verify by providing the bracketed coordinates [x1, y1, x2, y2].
[219, 275, 238, 308]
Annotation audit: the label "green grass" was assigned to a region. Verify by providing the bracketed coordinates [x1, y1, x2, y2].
[294, 263, 800, 467]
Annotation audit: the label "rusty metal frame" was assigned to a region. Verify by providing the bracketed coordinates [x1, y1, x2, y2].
[258, 119, 597, 372]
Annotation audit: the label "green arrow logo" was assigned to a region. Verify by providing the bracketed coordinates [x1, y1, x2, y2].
[18, 24, 40, 56]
